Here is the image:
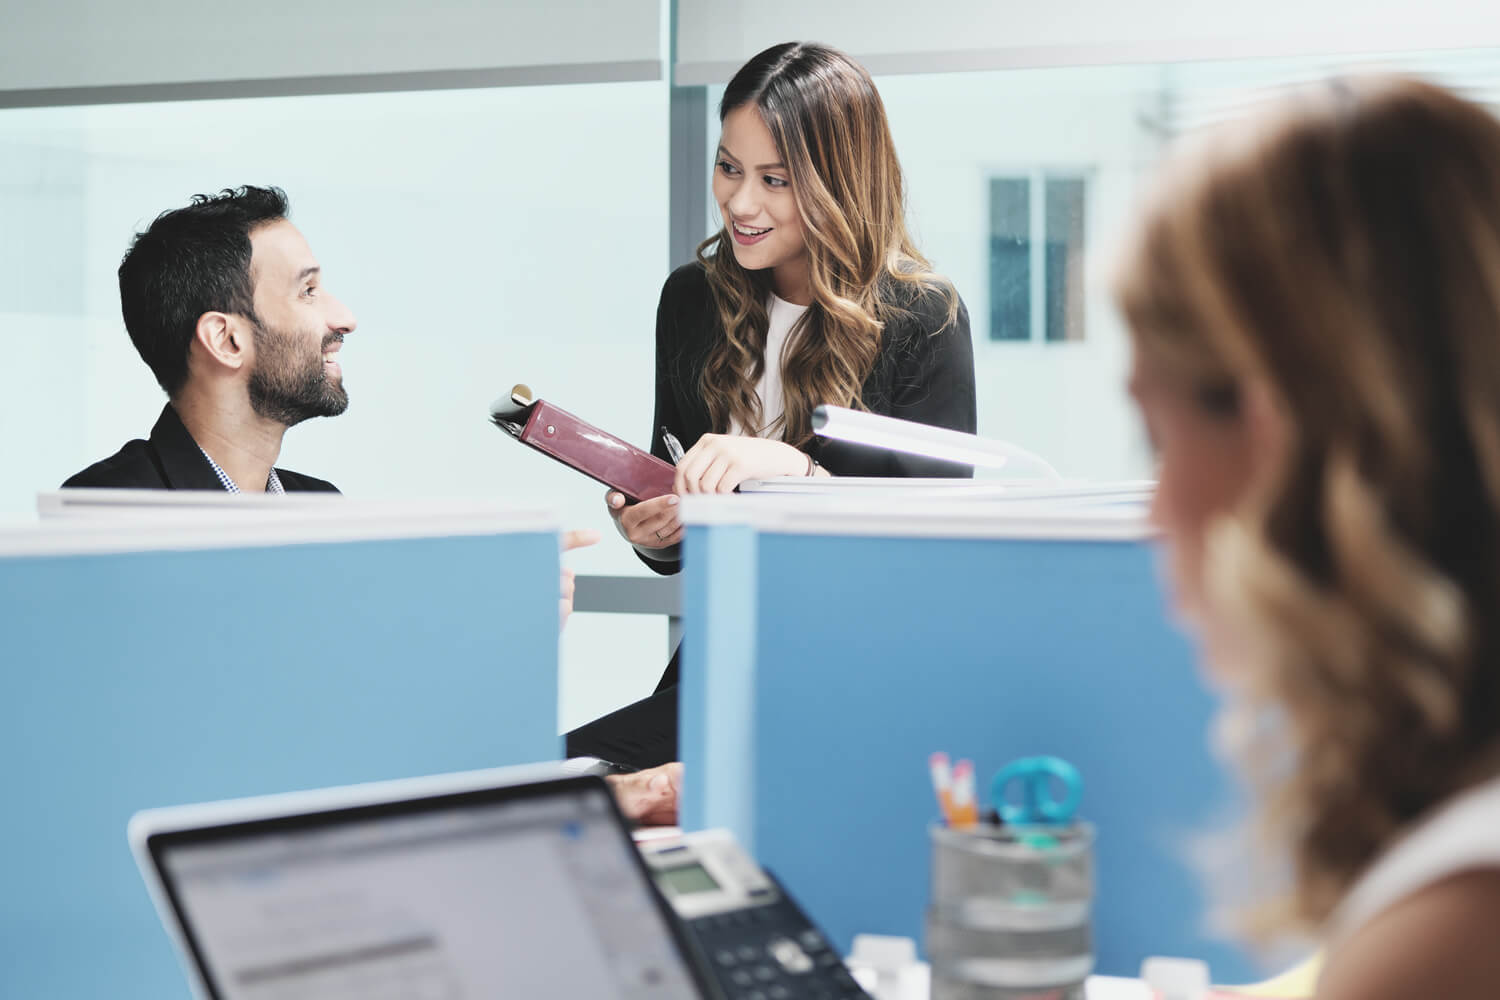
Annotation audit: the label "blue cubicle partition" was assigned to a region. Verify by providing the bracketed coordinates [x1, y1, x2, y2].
[0, 504, 562, 1000]
[679, 498, 1257, 982]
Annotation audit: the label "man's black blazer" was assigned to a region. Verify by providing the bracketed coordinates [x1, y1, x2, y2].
[62, 403, 340, 493]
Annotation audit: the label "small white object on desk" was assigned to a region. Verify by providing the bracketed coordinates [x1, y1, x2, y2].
[1089, 975, 1154, 998]
[1141, 956, 1211, 999]
[846, 935, 921, 999]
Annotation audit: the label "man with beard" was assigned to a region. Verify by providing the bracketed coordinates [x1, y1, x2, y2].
[65, 187, 350, 494]
[62, 186, 681, 823]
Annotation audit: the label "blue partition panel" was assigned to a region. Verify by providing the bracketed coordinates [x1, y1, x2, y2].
[0, 531, 560, 1000]
[682, 526, 1256, 981]
[679, 523, 760, 846]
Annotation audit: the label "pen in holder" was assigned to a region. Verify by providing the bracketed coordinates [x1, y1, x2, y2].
[926, 756, 1095, 1000]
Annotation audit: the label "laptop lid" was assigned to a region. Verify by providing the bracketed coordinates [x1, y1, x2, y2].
[129, 763, 717, 1000]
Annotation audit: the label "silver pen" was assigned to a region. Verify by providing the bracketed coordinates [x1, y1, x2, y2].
[661, 427, 686, 465]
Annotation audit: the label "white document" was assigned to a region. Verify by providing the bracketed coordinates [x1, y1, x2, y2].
[739, 477, 1155, 506]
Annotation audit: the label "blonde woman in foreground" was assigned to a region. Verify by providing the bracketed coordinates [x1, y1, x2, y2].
[1117, 76, 1500, 998]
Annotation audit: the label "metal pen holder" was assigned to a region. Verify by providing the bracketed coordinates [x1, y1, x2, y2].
[926, 822, 1096, 1000]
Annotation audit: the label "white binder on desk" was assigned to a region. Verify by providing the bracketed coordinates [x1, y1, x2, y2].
[812, 405, 1062, 478]
[737, 477, 1015, 498]
[771, 406, 1155, 507]
[738, 477, 1155, 506]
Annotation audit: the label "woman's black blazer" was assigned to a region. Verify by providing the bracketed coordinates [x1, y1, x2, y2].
[640, 261, 978, 574]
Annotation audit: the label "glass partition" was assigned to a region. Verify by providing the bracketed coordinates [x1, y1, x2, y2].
[706, 46, 1500, 481]
[0, 80, 671, 729]
[6, 43, 1500, 729]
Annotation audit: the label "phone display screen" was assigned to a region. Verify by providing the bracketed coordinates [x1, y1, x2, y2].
[656, 862, 720, 896]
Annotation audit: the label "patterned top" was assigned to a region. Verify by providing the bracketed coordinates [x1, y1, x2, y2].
[198, 447, 285, 495]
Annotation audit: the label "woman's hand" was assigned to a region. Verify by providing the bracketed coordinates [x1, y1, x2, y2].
[606, 491, 683, 549]
[673, 435, 808, 494]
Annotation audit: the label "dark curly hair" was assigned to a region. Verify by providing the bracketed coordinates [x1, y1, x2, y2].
[118, 185, 289, 395]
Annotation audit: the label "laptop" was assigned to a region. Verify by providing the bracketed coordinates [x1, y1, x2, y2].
[129, 763, 721, 999]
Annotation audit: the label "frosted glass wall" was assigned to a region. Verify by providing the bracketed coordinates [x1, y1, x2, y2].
[703, 46, 1500, 483]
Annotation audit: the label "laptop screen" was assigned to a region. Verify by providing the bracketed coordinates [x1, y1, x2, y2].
[149, 779, 705, 1000]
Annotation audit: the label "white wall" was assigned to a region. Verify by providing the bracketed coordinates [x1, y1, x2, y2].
[880, 65, 1162, 480]
[0, 81, 673, 733]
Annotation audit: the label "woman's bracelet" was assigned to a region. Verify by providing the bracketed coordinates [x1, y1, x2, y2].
[804, 451, 820, 476]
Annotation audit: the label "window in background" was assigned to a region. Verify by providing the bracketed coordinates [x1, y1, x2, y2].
[987, 176, 1029, 342]
[986, 170, 1088, 344]
[1044, 176, 1087, 343]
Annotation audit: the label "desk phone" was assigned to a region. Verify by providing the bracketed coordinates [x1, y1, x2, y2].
[641, 830, 872, 1000]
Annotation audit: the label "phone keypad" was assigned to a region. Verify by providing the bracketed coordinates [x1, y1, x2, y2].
[688, 901, 870, 1000]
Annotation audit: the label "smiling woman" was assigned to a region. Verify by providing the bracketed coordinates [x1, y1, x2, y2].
[570, 41, 979, 771]
[605, 40, 978, 574]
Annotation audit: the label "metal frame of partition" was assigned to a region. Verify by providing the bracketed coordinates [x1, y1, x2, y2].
[668, 0, 710, 267]
[574, 574, 684, 654]
[669, 84, 710, 268]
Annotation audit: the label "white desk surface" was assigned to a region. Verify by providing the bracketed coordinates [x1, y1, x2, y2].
[848, 964, 1149, 998]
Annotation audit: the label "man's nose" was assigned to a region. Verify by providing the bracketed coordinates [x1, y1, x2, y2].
[327, 294, 357, 334]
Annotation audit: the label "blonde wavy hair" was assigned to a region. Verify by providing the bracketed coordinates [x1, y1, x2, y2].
[698, 42, 958, 445]
[1114, 76, 1500, 935]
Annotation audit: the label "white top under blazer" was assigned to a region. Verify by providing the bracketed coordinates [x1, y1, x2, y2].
[731, 292, 810, 438]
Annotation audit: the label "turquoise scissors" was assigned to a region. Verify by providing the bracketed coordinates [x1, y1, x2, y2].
[990, 756, 1083, 826]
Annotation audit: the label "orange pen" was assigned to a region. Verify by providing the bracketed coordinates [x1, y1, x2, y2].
[929, 752, 956, 825]
[950, 758, 979, 829]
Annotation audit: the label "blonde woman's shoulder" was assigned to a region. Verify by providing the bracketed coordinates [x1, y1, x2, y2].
[1318, 869, 1500, 999]
[1321, 774, 1500, 998]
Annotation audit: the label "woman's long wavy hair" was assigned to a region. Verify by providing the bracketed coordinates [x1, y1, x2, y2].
[697, 42, 957, 445]
[1114, 77, 1500, 935]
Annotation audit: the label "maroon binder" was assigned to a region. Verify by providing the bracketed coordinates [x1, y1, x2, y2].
[490, 386, 676, 502]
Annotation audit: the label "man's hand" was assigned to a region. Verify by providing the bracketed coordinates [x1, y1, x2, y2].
[606, 762, 683, 826]
[560, 528, 600, 629]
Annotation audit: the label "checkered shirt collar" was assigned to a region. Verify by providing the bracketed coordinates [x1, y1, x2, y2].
[198, 447, 285, 495]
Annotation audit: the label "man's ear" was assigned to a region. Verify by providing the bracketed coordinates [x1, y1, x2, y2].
[192, 312, 250, 372]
